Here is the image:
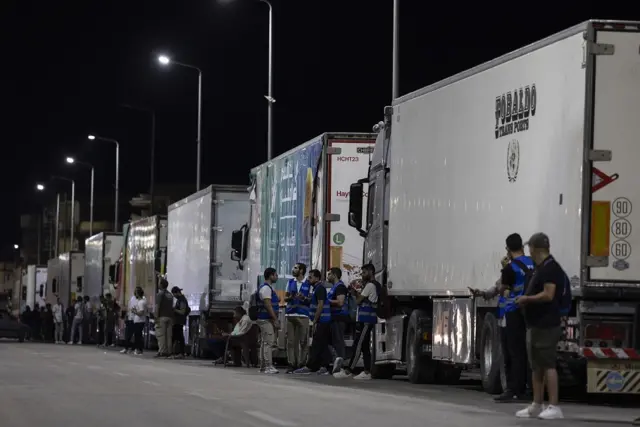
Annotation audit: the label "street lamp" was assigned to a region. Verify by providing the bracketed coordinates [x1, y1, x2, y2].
[51, 175, 76, 252]
[14, 244, 19, 250]
[157, 54, 203, 191]
[88, 134, 120, 232]
[36, 183, 61, 258]
[36, 184, 45, 191]
[66, 156, 95, 236]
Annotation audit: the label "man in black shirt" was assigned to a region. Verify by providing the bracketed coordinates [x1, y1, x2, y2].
[515, 232, 564, 420]
[171, 286, 189, 358]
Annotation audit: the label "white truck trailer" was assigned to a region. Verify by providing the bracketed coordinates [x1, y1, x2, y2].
[45, 252, 85, 308]
[347, 20, 640, 394]
[115, 216, 167, 348]
[231, 132, 376, 358]
[22, 265, 48, 310]
[166, 185, 249, 357]
[84, 232, 123, 298]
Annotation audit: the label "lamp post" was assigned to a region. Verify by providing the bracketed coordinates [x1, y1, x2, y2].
[157, 55, 203, 191]
[66, 157, 95, 236]
[120, 104, 156, 213]
[50, 176, 76, 251]
[37, 184, 61, 257]
[88, 134, 120, 231]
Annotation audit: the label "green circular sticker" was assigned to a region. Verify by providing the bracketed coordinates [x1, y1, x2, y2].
[333, 233, 345, 245]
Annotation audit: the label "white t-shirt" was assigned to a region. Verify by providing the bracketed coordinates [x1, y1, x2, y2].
[360, 282, 378, 304]
[259, 284, 274, 301]
[52, 304, 64, 323]
[133, 297, 147, 323]
[286, 280, 306, 318]
[127, 296, 137, 321]
[74, 302, 83, 320]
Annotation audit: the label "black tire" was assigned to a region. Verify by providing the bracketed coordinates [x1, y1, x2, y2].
[370, 325, 395, 379]
[480, 312, 506, 394]
[406, 309, 436, 384]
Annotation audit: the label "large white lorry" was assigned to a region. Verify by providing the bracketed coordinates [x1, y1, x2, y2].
[115, 216, 167, 348]
[22, 265, 48, 310]
[166, 185, 249, 356]
[346, 20, 640, 394]
[231, 132, 376, 358]
[84, 232, 123, 298]
[46, 252, 85, 308]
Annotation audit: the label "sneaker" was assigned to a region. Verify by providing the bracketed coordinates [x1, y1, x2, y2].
[120, 349, 129, 354]
[286, 365, 297, 374]
[110, 344, 116, 347]
[332, 357, 344, 374]
[333, 369, 352, 379]
[264, 366, 279, 374]
[293, 367, 312, 375]
[354, 372, 372, 380]
[67, 342, 74, 345]
[134, 350, 142, 356]
[538, 405, 564, 420]
[515, 403, 543, 418]
[316, 367, 330, 376]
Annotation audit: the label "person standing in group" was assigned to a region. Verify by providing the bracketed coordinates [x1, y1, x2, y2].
[284, 262, 311, 373]
[327, 267, 349, 374]
[515, 233, 567, 420]
[103, 293, 118, 347]
[256, 267, 280, 374]
[171, 286, 190, 358]
[52, 298, 64, 344]
[155, 278, 175, 358]
[83, 295, 93, 344]
[131, 287, 147, 355]
[120, 290, 138, 354]
[335, 263, 378, 380]
[68, 297, 84, 345]
[294, 269, 332, 375]
[43, 304, 54, 342]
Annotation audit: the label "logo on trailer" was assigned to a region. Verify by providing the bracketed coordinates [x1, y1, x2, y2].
[613, 259, 630, 271]
[337, 156, 359, 162]
[506, 139, 520, 183]
[604, 371, 625, 392]
[357, 146, 374, 154]
[333, 233, 346, 245]
[495, 84, 537, 139]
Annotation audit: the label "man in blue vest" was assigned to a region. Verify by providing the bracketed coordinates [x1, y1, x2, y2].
[257, 267, 280, 374]
[327, 267, 349, 374]
[334, 263, 378, 380]
[472, 233, 534, 402]
[284, 262, 311, 373]
[294, 269, 332, 375]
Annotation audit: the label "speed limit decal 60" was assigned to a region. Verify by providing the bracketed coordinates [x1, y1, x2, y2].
[611, 240, 632, 261]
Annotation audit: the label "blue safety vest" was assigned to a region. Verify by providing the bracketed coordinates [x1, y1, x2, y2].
[256, 283, 280, 320]
[309, 284, 331, 323]
[327, 281, 349, 317]
[285, 278, 311, 317]
[498, 255, 534, 319]
[356, 284, 378, 324]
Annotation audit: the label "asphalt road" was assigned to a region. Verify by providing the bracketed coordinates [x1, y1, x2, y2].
[0, 341, 638, 427]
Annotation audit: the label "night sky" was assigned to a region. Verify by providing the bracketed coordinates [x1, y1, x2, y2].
[2, 1, 639, 255]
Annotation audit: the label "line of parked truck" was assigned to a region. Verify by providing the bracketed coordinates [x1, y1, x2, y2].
[12, 20, 640, 397]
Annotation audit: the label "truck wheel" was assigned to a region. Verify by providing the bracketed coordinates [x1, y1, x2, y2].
[370, 326, 395, 379]
[406, 309, 436, 384]
[480, 312, 506, 394]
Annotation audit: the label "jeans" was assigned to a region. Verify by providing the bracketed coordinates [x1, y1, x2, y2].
[123, 320, 134, 349]
[501, 310, 529, 395]
[155, 317, 174, 355]
[172, 324, 185, 355]
[306, 322, 332, 371]
[257, 320, 276, 368]
[70, 318, 83, 343]
[133, 322, 144, 352]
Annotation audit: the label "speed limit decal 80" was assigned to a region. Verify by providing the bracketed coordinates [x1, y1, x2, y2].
[611, 197, 633, 271]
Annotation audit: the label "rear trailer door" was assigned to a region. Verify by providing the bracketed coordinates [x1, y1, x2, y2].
[588, 25, 640, 283]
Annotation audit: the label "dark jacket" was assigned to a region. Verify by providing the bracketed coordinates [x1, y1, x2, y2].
[156, 290, 175, 319]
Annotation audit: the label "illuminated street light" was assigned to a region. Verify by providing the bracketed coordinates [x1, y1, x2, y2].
[87, 134, 96, 140]
[14, 244, 19, 250]
[65, 156, 95, 235]
[87, 134, 119, 231]
[158, 55, 170, 65]
[36, 184, 45, 191]
[66, 157, 75, 164]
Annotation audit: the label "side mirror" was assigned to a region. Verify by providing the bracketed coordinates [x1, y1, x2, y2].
[348, 182, 364, 231]
[39, 284, 44, 298]
[231, 225, 248, 264]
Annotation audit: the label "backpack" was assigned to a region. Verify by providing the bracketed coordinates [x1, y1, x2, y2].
[248, 289, 259, 321]
[558, 272, 572, 316]
[372, 280, 390, 319]
[183, 298, 191, 317]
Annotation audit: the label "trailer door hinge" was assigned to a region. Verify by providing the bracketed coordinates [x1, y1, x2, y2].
[212, 226, 223, 232]
[325, 213, 340, 222]
[327, 147, 342, 155]
[589, 149, 612, 162]
[582, 41, 615, 68]
[586, 256, 608, 268]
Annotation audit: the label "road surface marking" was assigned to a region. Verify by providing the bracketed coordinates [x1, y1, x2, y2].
[143, 380, 160, 387]
[187, 391, 220, 401]
[114, 372, 128, 377]
[245, 411, 296, 427]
